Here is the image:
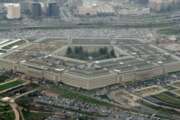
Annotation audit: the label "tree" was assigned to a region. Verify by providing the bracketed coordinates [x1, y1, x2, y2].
[110, 49, 116, 57]
[99, 47, 108, 55]
[79, 46, 83, 53]
[74, 46, 79, 54]
[74, 46, 83, 54]
[66, 47, 72, 55]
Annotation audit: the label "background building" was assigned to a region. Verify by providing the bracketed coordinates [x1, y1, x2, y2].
[47, 2, 60, 17]
[149, 0, 176, 12]
[31, 2, 42, 18]
[20, 1, 31, 14]
[4, 3, 21, 19]
[76, 0, 115, 16]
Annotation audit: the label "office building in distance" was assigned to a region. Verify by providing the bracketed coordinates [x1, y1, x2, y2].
[47, 2, 60, 17]
[31, 2, 42, 18]
[4, 3, 21, 19]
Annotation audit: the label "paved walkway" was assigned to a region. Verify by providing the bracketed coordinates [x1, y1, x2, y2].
[1, 97, 20, 120]
[10, 102, 20, 120]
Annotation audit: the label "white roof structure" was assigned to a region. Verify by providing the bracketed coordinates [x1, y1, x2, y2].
[4, 3, 21, 19]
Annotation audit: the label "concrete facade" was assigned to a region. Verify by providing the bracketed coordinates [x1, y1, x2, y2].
[0, 38, 180, 90]
[0, 58, 180, 90]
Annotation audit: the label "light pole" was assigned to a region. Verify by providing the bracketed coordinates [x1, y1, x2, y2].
[113, 69, 121, 83]
[55, 68, 65, 83]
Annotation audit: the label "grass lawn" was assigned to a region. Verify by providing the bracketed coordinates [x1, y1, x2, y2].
[152, 92, 180, 108]
[0, 102, 11, 112]
[49, 85, 112, 107]
[164, 85, 176, 90]
[0, 80, 25, 91]
[22, 111, 50, 120]
[141, 100, 179, 120]
[0, 102, 14, 120]
[0, 111, 15, 120]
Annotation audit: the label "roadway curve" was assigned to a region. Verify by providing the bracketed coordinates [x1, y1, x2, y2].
[9, 103, 20, 120]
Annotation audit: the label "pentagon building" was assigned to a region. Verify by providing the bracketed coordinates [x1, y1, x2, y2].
[0, 38, 180, 90]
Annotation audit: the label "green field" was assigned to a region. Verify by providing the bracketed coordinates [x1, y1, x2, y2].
[152, 92, 180, 108]
[158, 27, 180, 35]
[0, 73, 11, 83]
[164, 85, 176, 90]
[141, 100, 179, 120]
[0, 102, 10, 112]
[22, 111, 50, 120]
[0, 111, 14, 120]
[0, 102, 14, 120]
[0, 80, 25, 92]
